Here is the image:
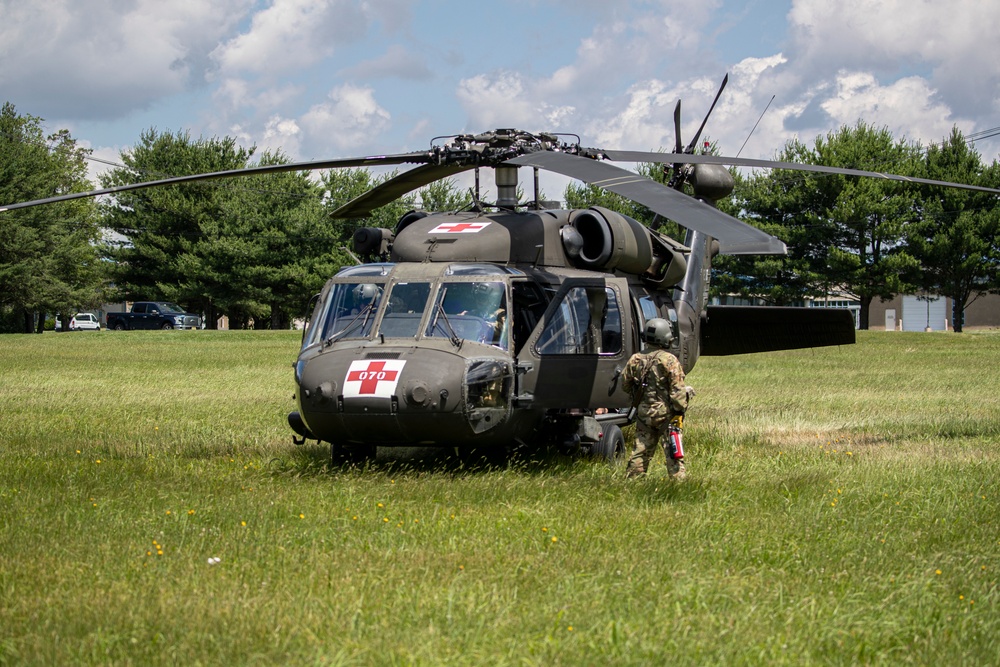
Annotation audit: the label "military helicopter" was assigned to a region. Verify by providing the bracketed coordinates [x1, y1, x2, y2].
[6, 79, 1000, 463]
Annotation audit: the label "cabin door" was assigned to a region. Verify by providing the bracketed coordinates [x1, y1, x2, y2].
[517, 277, 633, 410]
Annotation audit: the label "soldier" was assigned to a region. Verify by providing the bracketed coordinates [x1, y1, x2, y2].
[449, 282, 507, 345]
[622, 318, 694, 479]
[350, 283, 381, 314]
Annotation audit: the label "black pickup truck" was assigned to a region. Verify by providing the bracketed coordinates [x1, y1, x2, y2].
[105, 302, 202, 330]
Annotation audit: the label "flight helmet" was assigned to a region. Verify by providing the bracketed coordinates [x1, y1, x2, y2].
[643, 318, 673, 348]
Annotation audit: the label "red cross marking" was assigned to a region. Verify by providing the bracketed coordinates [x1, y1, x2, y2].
[429, 222, 489, 233]
[346, 361, 399, 394]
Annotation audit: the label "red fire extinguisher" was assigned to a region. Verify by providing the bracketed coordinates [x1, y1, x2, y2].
[666, 415, 684, 460]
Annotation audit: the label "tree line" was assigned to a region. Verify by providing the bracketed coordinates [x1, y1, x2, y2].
[0, 104, 468, 332]
[2, 101, 998, 332]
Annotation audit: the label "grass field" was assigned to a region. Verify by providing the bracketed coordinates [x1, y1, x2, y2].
[1, 330, 998, 665]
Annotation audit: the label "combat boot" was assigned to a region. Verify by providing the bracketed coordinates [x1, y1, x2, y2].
[667, 458, 686, 481]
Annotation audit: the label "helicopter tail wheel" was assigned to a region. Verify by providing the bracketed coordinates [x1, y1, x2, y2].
[592, 424, 625, 464]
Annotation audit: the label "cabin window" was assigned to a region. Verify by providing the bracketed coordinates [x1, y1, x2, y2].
[638, 295, 659, 322]
[511, 281, 548, 356]
[535, 286, 622, 355]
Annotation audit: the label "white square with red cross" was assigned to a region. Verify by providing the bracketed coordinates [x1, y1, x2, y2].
[343, 359, 406, 398]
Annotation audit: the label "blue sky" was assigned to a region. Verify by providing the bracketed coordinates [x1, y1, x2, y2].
[2, 0, 998, 194]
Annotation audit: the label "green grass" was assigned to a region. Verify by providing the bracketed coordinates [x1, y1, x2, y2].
[1, 330, 998, 665]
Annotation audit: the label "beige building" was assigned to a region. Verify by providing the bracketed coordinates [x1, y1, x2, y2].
[869, 293, 1000, 331]
[711, 291, 1000, 331]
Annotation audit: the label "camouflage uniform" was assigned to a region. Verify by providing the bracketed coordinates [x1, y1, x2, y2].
[622, 348, 690, 478]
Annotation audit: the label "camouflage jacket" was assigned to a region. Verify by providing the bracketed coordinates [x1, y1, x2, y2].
[622, 349, 688, 428]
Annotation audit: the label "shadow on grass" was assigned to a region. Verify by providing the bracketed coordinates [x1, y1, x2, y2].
[269, 443, 711, 510]
[267, 442, 587, 478]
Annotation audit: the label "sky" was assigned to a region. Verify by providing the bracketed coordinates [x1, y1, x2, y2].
[2, 0, 999, 200]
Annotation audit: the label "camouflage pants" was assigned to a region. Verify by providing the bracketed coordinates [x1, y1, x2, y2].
[626, 420, 686, 479]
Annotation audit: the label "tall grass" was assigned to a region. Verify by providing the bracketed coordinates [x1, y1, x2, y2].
[1, 330, 997, 665]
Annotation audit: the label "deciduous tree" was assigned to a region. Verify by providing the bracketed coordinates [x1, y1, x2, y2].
[0, 103, 103, 333]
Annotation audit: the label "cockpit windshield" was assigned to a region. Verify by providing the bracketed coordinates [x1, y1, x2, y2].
[426, 281, 508, 349]
[377, 282, 432, 338]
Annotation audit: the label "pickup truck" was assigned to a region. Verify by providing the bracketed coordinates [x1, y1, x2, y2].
[105, 302, 202, 330]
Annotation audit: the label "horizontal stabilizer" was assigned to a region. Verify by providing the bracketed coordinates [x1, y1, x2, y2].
[701, 306, 855, 356]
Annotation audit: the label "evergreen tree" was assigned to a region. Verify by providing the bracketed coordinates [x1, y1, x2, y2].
[728, 122, 922, 326]
[907, 128, 1000, 332]
[101, 129, 329, 328]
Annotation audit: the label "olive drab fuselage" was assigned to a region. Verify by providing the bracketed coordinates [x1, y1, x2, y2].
[290, 206, 687, 451]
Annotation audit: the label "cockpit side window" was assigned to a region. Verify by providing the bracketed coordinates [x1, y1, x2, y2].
[317, 281, 386, 342]
[535, 286, 622, 355]
[426, 281, 508, 349]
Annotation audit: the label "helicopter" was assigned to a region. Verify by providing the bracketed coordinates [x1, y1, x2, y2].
[6, 78, 1000, 463]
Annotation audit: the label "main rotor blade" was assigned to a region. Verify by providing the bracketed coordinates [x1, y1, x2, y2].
[599, 149, 1000, 196]
[673, 99, 683, 154]
[329, 164, 474, 218]
[685, 73, 728, 153]
[506, 151, 786, 255]
[0, 152, 433, 212]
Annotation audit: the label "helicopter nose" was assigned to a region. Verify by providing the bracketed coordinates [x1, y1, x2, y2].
[295, 347, 512, 446]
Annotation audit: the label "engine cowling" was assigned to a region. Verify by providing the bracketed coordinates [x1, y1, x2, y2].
[565, 206, 686, 285]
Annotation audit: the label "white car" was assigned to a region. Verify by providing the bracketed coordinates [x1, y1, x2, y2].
[69, 313, 101, 331]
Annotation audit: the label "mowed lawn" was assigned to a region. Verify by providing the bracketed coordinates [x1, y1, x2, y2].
[0, 329, 998, 665]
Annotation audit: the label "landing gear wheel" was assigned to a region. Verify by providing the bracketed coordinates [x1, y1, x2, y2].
[592, 424, 625, 464]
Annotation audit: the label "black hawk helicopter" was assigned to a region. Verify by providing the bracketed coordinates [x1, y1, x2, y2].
[6, 78, 1000, 462]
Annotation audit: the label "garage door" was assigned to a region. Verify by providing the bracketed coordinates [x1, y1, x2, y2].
[902, 295, 947, 331]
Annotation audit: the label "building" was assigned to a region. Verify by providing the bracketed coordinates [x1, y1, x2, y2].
[869, 293, 1000, 331]
[711, 291, 1000, 331]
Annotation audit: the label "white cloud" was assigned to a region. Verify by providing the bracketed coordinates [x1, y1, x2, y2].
[456, 73, 537, 130]
[299, 84, 391, 153]
[787, 0, 1000, 115]
[209, 0, 369, 77]
[819, 72, 967, 145]
[338, 45, 433, 81]
[455, 72, 577, 132]
[0, 0, 251, 119]
[252, 115, 302, 158]
[7, 0, 999, 185]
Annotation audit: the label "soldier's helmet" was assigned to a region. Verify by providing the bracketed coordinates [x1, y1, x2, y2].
[352, 283, 380, 303]
[469, 282, 503, 314]
[643, 318, 673, 348]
